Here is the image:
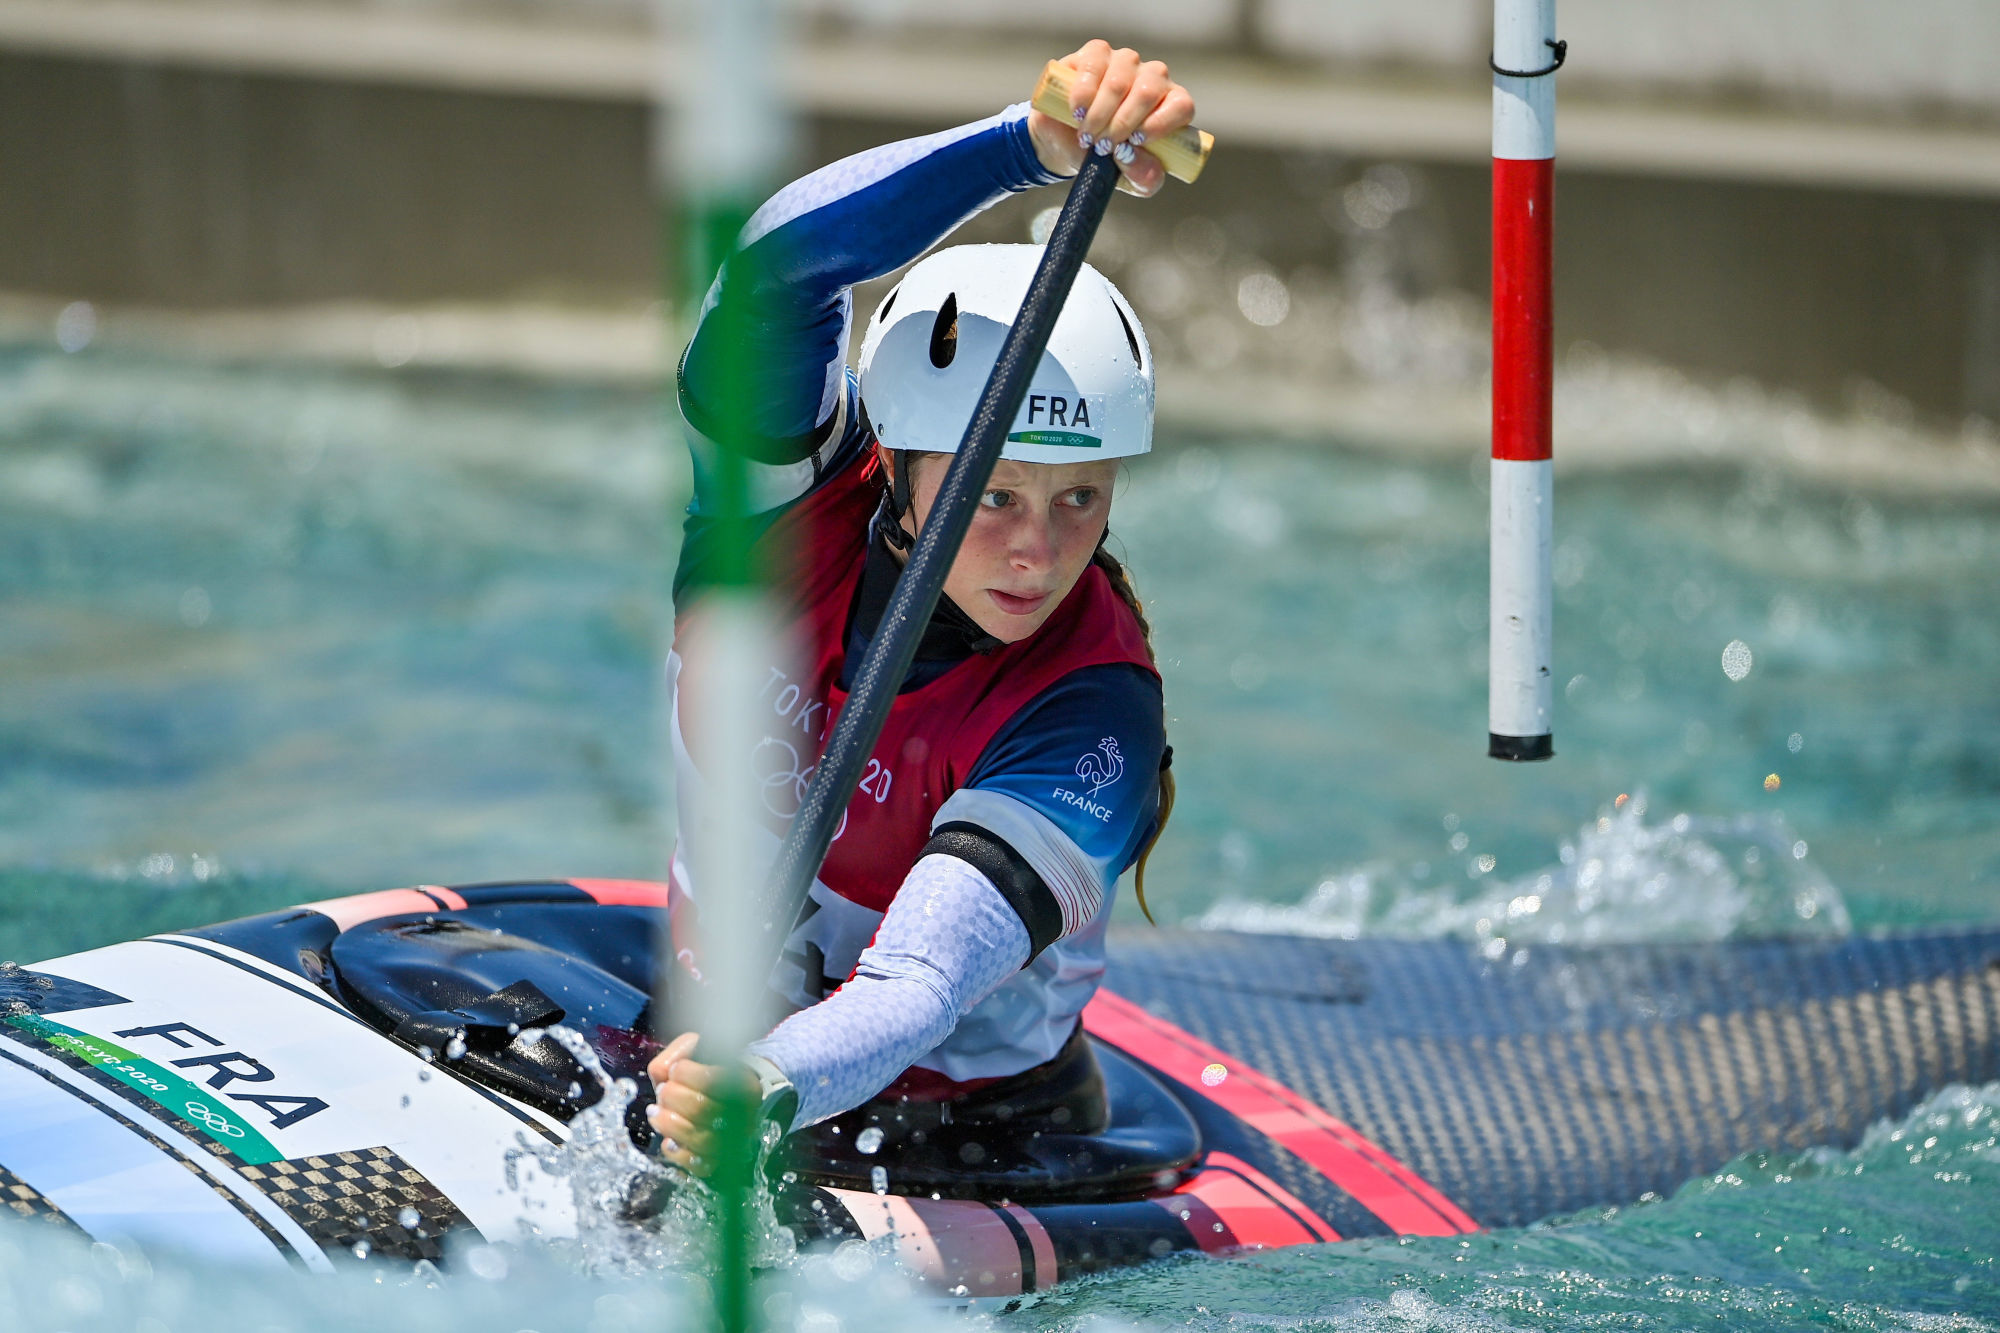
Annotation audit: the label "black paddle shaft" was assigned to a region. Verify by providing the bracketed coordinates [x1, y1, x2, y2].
[754, 151, 1123, 962]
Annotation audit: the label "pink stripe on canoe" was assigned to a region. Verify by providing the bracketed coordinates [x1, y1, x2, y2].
[1165, 1150, 1342, 1248]
[1084, 989, 1478, 1236]
[567, 878, 672, 908]
[302, 886, 463, 930]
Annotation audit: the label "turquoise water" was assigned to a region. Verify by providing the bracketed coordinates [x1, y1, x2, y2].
[2, 339, 1997, 1327]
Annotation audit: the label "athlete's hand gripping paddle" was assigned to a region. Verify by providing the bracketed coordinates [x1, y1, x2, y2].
[753, 75, 1210, 972]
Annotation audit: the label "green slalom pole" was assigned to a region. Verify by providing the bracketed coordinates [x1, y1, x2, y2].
[663, 2, 790, 1330]
[678, 185, 764, 1333]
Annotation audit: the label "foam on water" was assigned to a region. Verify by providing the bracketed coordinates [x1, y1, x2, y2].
[0, 1216, 958, 1333]
[1197, 792, 1851, 944]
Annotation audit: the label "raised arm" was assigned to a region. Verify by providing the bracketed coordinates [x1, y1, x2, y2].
[677, 106, 1062, 493]
[677, 39, 1194, 512]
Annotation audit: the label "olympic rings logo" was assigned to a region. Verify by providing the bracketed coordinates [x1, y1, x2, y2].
[747, 737, 849, 839]
[752, 738, 812, 819]
[184, 1101, 247, 1138]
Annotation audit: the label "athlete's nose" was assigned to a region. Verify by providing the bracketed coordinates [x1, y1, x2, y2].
[1008, 509, 1059, 573]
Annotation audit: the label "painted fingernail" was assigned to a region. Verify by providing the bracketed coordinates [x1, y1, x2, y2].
[1113, 141, 1136, 165]
[1094, 136, 1113, 156]
[1073, 105, 1087, 122]
[1130, 130, 1147, 147]
[1077, 131, 1094, 149]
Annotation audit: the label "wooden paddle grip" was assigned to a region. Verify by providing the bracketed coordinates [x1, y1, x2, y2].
[1030, 60, 1214, 184]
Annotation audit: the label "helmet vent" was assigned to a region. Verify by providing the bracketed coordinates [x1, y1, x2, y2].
[929, 294, 959, 369]
[1112, 297, 1144, 369]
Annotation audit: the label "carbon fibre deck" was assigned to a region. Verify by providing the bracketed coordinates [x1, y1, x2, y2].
[1103, 927, 2000, 1231]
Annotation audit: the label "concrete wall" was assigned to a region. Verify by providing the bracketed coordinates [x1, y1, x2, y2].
[168, 1, 2000, 121]
[0, 53, 655, 306]
[796, 0, 2000, 121]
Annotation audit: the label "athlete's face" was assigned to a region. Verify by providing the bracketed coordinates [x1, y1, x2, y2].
[889, 449, 1117, 644]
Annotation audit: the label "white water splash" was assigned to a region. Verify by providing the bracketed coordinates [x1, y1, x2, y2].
[506, 1025, 797, 1278]
[1197, 794, 1850, 945]
[1693, 1080, 2000, 1196]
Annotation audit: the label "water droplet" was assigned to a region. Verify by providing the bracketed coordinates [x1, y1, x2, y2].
[444, 1033, 467, 1062]
[398, 1207, 421, 1229]
[1764, 773, 1782, 791]
[870, 1165, 889, 1195]
[1788, 732, 1804, 753]
[1721, 639, 1754, 681]
[855, 1126, 884, 1154]
[1201, 1062, 1228, 1087]
[1792, 840, 1808, 859]
[350, 1239, 372, 1259]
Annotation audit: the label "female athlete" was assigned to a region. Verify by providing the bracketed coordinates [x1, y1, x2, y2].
[648, 40, 1196, 1173]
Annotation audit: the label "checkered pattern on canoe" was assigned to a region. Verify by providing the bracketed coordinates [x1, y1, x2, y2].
[236, 1147, 469, 1261]
[1105, 928, 2000, 1232]
[0, 1164, 81, 1231]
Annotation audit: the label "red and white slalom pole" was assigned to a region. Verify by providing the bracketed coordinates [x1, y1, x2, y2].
[1488, 0, 1562, 762]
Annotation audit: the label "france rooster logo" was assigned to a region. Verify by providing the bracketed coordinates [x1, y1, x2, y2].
[1076, 737, 1125, 797]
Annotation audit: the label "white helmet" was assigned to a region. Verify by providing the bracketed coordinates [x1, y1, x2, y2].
[857, 244, 1153, 464]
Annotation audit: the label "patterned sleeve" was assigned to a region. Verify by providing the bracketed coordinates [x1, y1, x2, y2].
[746, 853, 1031, 1128]
[927, 663, 1166, 955]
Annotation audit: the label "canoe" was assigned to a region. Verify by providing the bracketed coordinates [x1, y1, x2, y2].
[2, 880, 1994, 1295]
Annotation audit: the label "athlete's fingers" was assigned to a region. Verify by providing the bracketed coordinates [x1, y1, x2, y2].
[1136, 85, 1196, 145]
[1060, 39, 1114, 122]
[670, 1057, 740, 1094]
[645, 1031, 700, 1086]
[1105, 60, 1171, 144]
[1081, 47, 1142, 141]
[655, 1066, 718, 1116]
[659, 1140, 703, 1175]
[649, 1101, 716, 1156]
[651, 1112, 712, 1175]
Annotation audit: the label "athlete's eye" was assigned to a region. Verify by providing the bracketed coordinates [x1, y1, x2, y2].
[1061, 487, 1100, 508]
[980, 489, 1013, 509]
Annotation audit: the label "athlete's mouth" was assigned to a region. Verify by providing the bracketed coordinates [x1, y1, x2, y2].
[988, 588, 1051, 616]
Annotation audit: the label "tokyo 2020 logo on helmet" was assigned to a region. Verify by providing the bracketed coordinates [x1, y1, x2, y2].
[857, 244, 1154, 464]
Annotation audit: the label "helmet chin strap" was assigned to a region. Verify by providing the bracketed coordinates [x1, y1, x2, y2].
[879, 442, 917, 553]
